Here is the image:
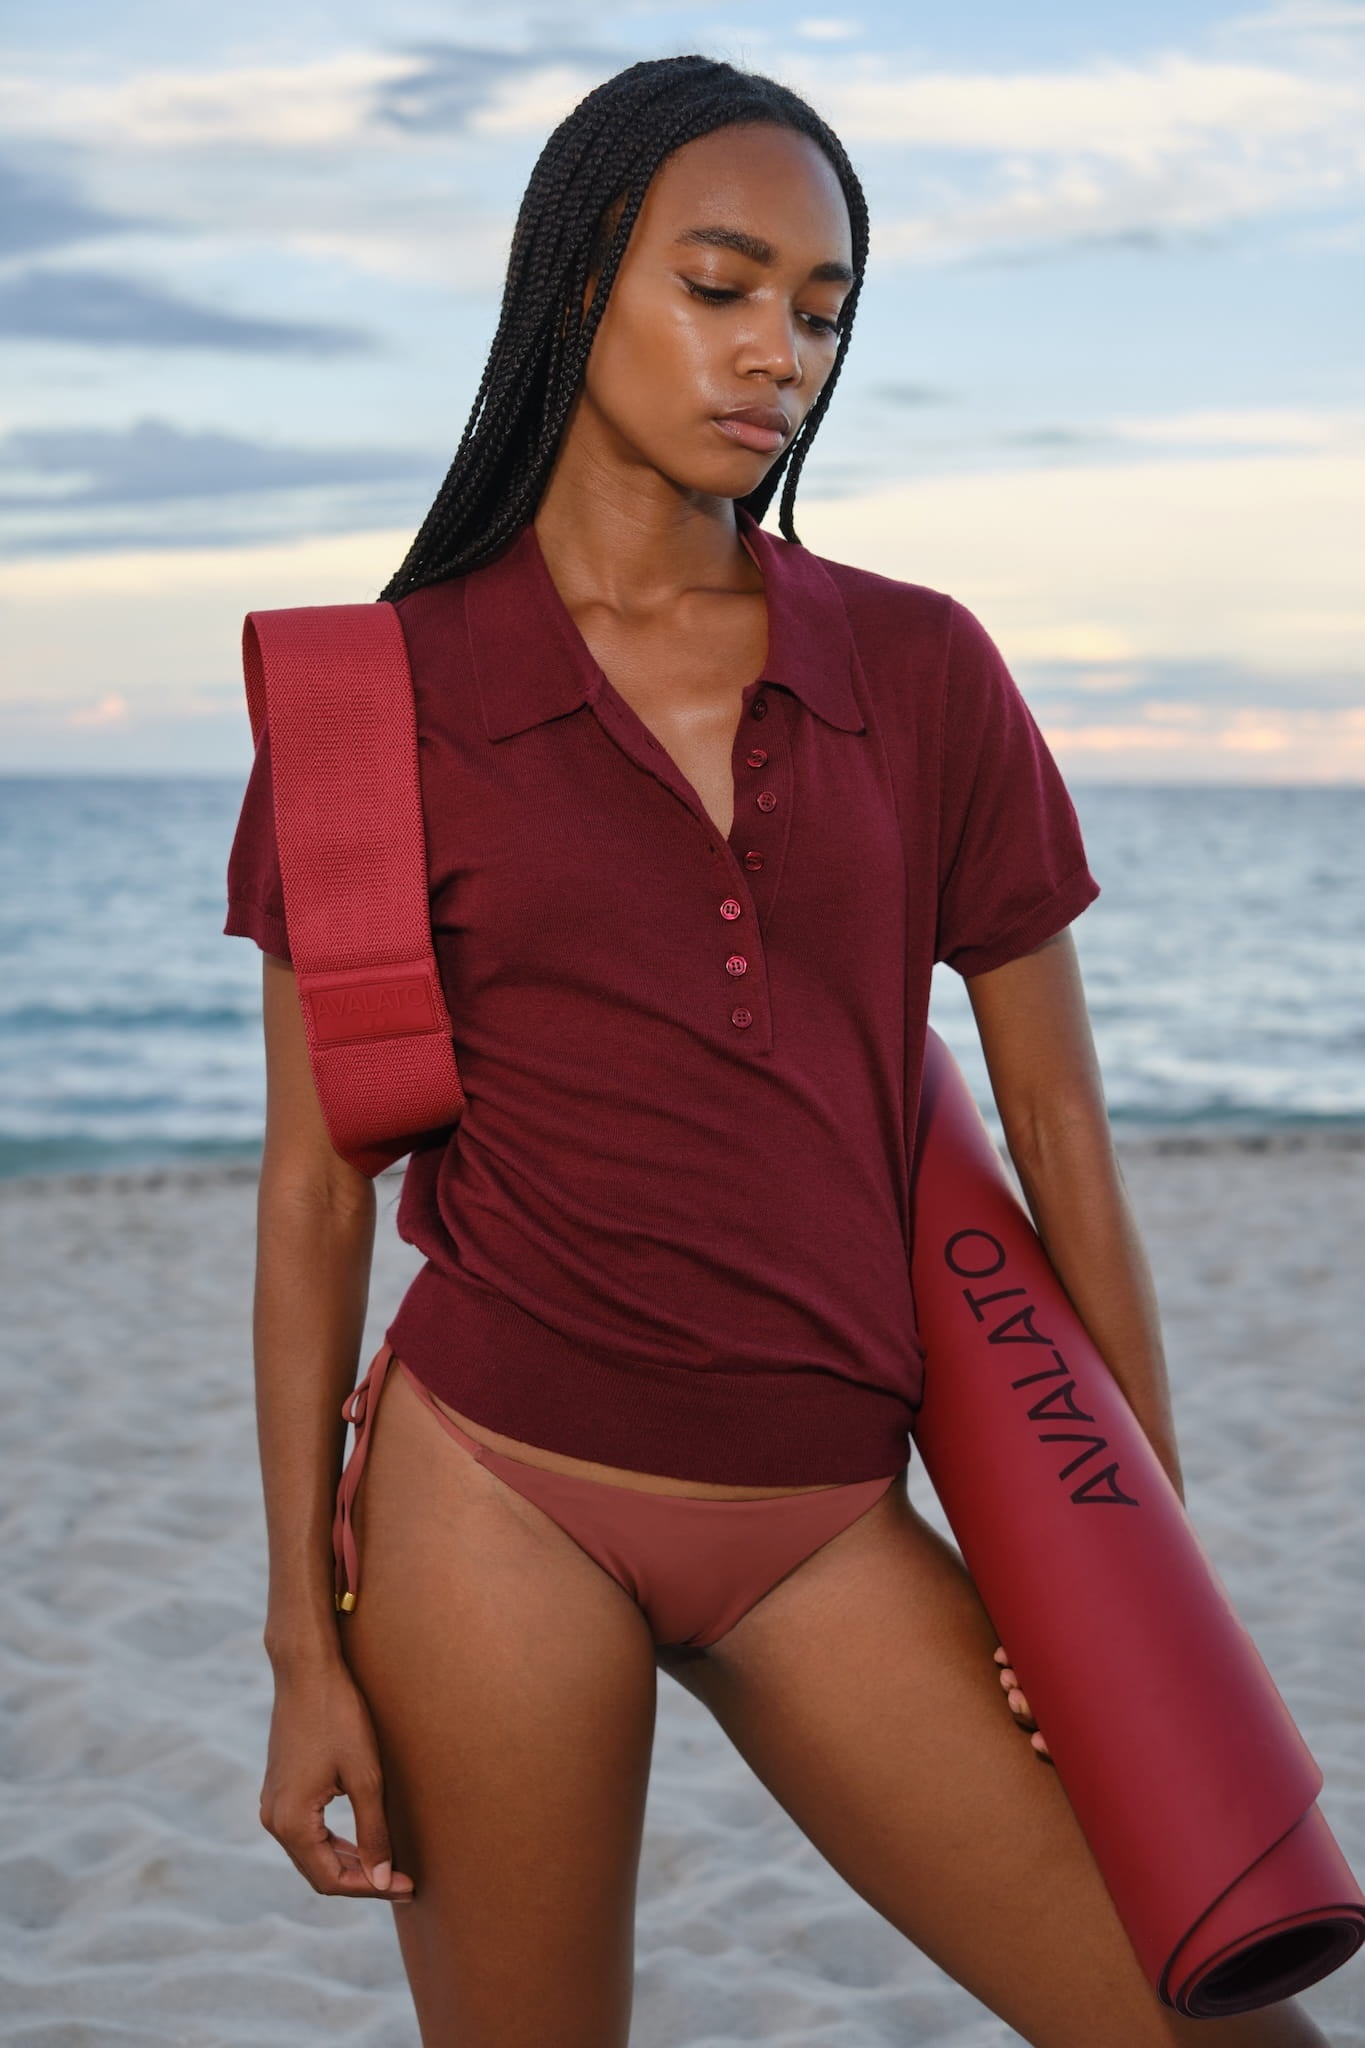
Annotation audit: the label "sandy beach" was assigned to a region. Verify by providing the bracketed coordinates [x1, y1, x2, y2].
[3, 1133, 1363, 2046]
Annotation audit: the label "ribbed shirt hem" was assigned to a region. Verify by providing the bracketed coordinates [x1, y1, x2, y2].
[385, 1262, 915, 1487]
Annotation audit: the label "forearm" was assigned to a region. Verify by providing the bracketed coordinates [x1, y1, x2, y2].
[1004, 1116, 1185, 1502]
[253, 1173, 377, 1670]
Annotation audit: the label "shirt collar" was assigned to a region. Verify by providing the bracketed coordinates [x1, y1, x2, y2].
[467, 504, 866, 741]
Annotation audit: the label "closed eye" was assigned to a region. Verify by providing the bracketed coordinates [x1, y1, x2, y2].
[682, 279, 840, 336]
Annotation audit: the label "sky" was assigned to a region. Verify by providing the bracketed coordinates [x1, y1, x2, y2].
[1, 0, 1362, 778]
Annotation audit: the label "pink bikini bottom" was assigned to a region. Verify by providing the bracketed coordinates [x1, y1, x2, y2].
[331, 1340, 902, 1651]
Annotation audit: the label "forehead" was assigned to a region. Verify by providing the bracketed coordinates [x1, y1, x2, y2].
[642, 123, 851, 256]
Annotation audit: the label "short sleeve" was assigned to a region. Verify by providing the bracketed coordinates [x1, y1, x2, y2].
[935, 598, 1099, 978]
[223, 721, 292, 963]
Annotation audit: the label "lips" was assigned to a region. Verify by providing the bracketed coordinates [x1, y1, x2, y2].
[711, 405, 792, 455]
[717, 405, 790, 436]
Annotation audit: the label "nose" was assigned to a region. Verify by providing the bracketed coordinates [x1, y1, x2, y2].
[735, 297, 807, 388]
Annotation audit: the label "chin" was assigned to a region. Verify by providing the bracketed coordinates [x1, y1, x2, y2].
[647, 454, 772, 503]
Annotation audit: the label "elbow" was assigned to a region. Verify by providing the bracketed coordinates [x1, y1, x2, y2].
[1000, 1086, 1114, 1184]
[259, 1144, 378, 1224]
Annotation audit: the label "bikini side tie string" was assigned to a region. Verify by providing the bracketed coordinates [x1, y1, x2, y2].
[331, 1341, 396, 1612]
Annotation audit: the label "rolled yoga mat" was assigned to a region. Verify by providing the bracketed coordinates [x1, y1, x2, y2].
[907, 1029, 1365, 2016]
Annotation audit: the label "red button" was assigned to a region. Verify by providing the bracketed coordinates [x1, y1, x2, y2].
[731, 1005, 753, 1028]
[725, 954, 747, 976]
[750, 698, 768, 720]
[756, 790, 777, 812]
[745, 747, 768, 768]
[719, 897, 742, 920]
[743, 850, 764, 871]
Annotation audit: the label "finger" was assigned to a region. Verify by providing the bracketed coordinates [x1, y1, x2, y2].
[271, 1798, 370, 1896]
[328, 1829, 417, 1902]
[273, 1801, 412, 1901]
[348, 1779, 414, 1900]
[990, 1647, 1051, 1761]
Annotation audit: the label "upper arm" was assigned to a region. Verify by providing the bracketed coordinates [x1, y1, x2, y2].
[222, 722, 372, 1202]
[260, 953, 373, 1204]
[964, 927, 1108, 1163]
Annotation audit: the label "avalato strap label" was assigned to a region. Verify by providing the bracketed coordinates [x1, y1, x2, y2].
[306, 976, 437, 1047]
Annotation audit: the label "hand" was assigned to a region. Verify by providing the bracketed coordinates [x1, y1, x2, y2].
[993, 1644, 1053, 1765]
[260, 1659, 417, 1904]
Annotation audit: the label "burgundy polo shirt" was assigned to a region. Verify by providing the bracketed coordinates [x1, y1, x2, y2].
[224, 505, 1099, 1483]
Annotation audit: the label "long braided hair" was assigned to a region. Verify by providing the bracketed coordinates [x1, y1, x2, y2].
[378, 54, 869, 601]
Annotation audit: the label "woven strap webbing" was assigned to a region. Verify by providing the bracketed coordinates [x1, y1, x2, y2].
[241, 601, 465, 1177]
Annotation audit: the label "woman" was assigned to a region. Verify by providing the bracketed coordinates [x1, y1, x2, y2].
[225, 54, 1331, 2048]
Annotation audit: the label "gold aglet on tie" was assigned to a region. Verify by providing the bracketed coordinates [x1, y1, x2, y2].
[336, 1590, 357, 1612]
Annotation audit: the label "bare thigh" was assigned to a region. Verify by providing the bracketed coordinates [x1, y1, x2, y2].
[337, 1360, 660, 2048]
[659, 1477, 1328, 2048]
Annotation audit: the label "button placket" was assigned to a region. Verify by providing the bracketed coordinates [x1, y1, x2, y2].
[589, 671, 773, 1048]
[708, 687, 779, 1039]
[733, 687, 794, 947]
[742, 715, 772, 878]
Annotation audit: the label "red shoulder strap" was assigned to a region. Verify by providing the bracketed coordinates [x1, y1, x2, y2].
[241, 601, 465, 1177]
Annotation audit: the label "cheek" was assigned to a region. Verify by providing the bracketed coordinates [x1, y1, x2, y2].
[585, 285, 713, 415]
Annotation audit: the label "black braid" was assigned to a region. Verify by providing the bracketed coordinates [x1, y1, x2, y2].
[378, 54, 870, 600]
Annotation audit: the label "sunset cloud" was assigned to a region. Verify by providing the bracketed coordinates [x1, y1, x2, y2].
[3, 7, 1360, 774]
[3, 434, 1360, 776]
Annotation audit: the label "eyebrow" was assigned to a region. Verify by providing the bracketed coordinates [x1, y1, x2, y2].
[673, 223, 855, 286]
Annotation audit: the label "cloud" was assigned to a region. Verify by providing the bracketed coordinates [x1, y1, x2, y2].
[1002, 426, 1107, 449]
[0, 50, 423, 152]
[996, 406, 1365, 457]
[1234, 1, 1365, 22]
[1040, 703, 1365, 782]
[1026, 655, 1364, 712]
[1108, 406, 1365, 450]
[1223, 1, 1365, 63]
[0, 268, 378, 354]
[795, 19, 865, 40]
[0, 155, 164, 260]
[866, 381, 957, 406]
[65, 692, 129, 729]
[0, 416, 438, 558]
[0, 416, 433, 508]
[0, 23, 1357, 280]
[792, 32, 1365, 262]
[3, 439, 1361, 777]
[806, 52, 1357, 157]
[956, 223, 1193, 268]
[376, 41, 626, 135]
[36, 36, 1348, 177]
[871, 141, 1357, 266]
[0, 43, 618, 151]
[792, 445, 1365, 683]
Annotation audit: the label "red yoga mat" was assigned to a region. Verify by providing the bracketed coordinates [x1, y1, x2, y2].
[907, 1029, 1365, 2015]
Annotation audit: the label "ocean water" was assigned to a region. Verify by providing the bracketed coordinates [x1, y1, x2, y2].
[0, 776, 1361, 1180]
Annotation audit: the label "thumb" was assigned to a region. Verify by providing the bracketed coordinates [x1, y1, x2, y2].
[350, 1782, 394, 1891]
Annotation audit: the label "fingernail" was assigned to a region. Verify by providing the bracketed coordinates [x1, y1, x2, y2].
[371, 1860, 391, 1890]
